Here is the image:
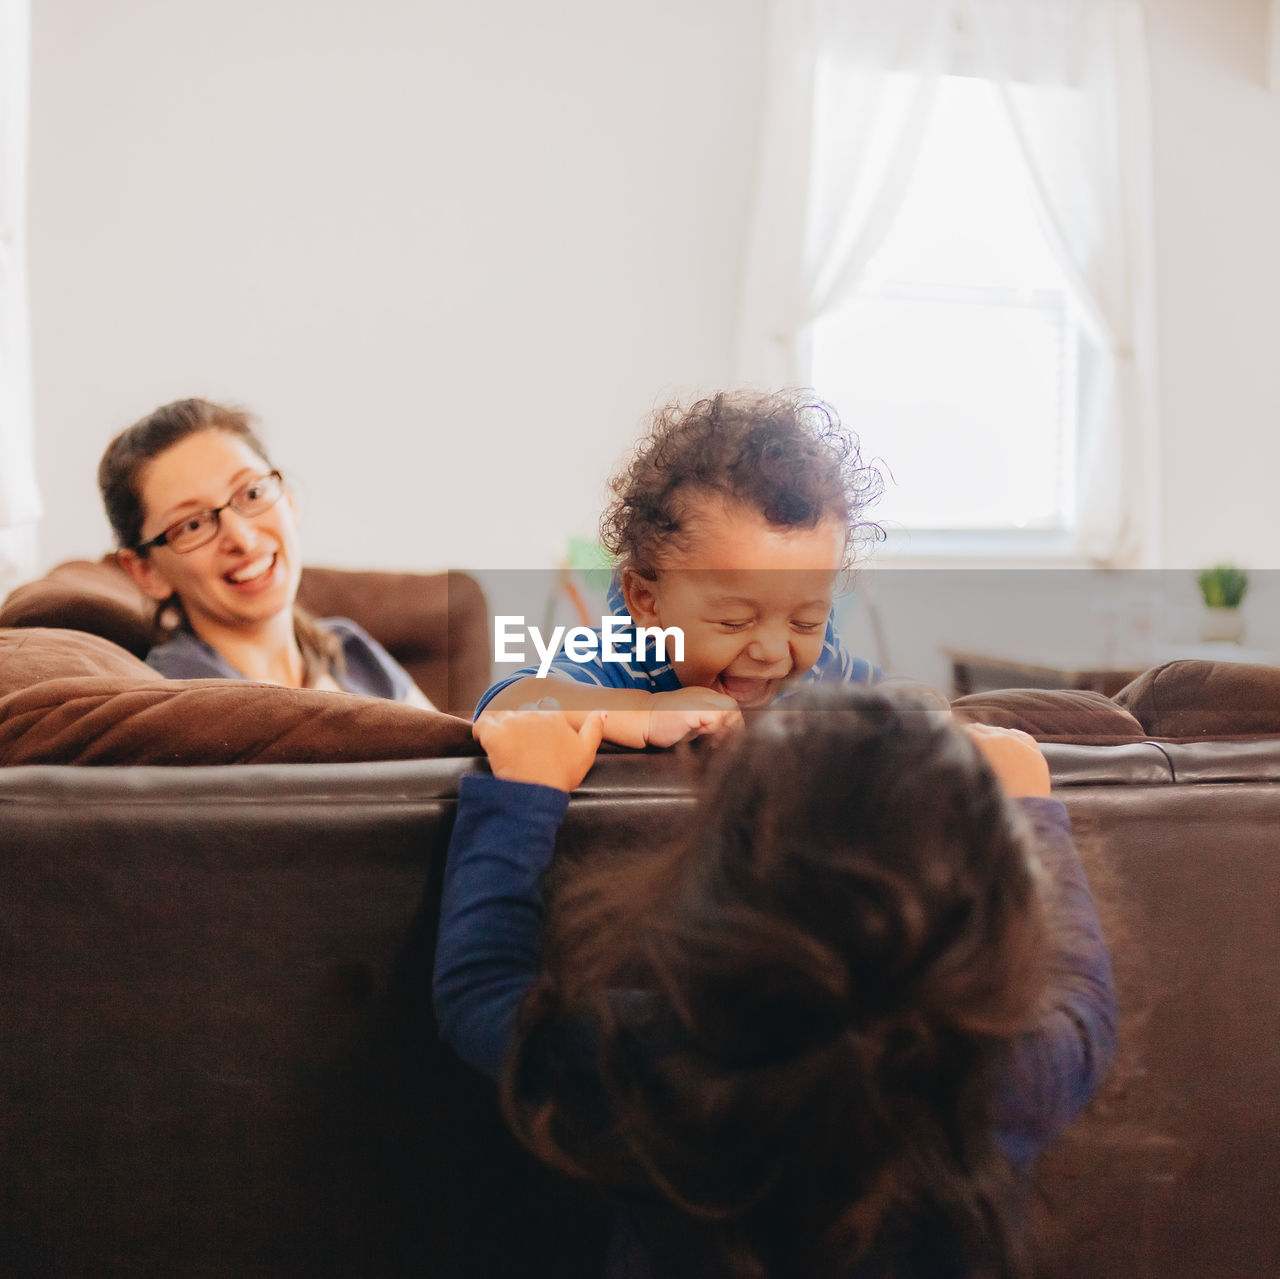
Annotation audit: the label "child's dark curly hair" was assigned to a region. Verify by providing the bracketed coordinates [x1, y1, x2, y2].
[505, 686, 1048, 1278]
[601, 390, 884, 575]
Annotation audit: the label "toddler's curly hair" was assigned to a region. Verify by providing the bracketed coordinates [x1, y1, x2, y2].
[600, 390, 884, 575]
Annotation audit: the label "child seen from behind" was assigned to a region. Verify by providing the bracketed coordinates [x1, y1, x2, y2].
[434, 688, 1117, 1277]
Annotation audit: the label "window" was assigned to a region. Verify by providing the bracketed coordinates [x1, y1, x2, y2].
[809, 73, 1086, 552]
[740, 0, 1153, 565]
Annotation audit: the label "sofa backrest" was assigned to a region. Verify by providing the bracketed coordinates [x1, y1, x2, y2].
[0, 558, 492, 717]
[1, 747, 1277, 1278]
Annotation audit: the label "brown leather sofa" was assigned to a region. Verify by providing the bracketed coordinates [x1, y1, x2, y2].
[0, 556, 491, 720]
[2, 563, 1279, 1277]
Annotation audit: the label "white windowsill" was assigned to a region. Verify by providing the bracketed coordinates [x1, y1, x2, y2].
[859, 526, 1102, 571]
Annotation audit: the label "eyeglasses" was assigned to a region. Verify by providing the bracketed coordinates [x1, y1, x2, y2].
[135, 471, 285, 554]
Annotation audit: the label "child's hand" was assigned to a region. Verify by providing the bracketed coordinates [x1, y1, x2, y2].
[590, 687, 744, 750]
[644, 687, 744, 748]
[473, 704, 606, 792]
[963, 723, 1051, 798]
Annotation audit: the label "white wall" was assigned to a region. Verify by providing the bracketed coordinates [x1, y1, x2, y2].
[1145, 0, 1280, 568]
[21, 0, 1280, 685]
[26, 0, 767, 573]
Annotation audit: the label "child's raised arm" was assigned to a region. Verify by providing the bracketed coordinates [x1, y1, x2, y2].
[994, 797, 1117, 1164]
[433, 707, 604, 1079]
[963, 724, 1117, 1164]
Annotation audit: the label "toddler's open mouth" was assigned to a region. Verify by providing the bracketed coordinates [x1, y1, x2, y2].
[715, 674, 782, 708]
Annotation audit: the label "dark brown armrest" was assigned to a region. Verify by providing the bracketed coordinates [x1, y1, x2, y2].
[1115, 659, 1280, 736]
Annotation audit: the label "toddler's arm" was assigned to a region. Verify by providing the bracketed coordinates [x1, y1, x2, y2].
[479, 675, 742, 749]
[433, 710, 603, 1078]
[965, 725, 1117, 1165]
[994, 798, 1118, 1166]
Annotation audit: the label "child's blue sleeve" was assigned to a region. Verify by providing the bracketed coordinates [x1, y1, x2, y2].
[994, 798, 1118, 1167]
[433, 774, 570, 1079]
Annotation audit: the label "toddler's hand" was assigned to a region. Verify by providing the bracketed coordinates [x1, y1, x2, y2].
[473, 703, 606, 792]
[590, 687, 742, 749]
[644, 687, 744, 748]
[964, 723, 1051, 798]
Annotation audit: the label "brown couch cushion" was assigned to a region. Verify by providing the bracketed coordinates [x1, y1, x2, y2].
[1115, 659, 1280, 736]
[0, 677, 477, 765]
[0, 558, 157, 656]
[0, 626, 156, 687]
[0, 627, 476, 765]
[951, 687, 1146, 742]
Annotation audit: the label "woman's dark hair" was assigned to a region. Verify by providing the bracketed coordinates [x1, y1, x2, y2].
[97, 397, 340, 685]
[99, 398, 272, 552]
[601, 390, 885, 577]
[503, 687, 1048, 1278]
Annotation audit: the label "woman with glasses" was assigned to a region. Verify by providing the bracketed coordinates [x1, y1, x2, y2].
[99, 397, 434, 705]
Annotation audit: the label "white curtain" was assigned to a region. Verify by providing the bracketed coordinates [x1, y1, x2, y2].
[738, 0, 1156, 565]
[0, 0, 39, 588]
[968, 0, 1156, 561]
[737, 0, 953, 387]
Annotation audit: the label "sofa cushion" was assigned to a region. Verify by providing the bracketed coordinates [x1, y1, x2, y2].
[0, 626, 155, 687]
[1115, 660, 1280, 736]
[0, 557, 157, 656]
[951, 686, 1145, 742]
[0, 628, 475, 765]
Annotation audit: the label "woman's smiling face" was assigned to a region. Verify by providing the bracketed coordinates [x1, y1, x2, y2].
[622, 494, 846, 708]
[123, 429, 302, 635]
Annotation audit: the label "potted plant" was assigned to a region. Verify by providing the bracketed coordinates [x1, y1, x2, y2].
[1197, 564, 1249, 643]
